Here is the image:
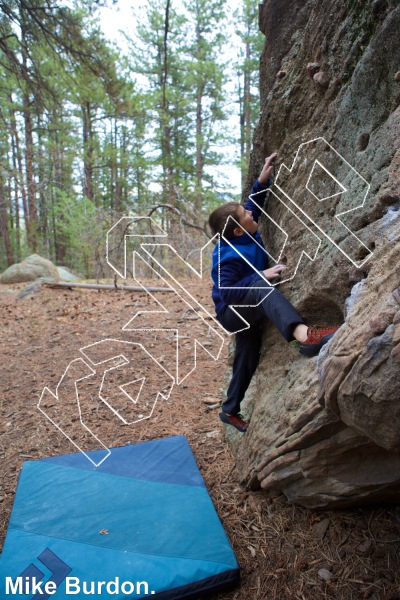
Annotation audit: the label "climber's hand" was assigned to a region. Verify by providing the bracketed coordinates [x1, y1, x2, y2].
[262, 264, 286, 281]
[258, 152, 278, 184]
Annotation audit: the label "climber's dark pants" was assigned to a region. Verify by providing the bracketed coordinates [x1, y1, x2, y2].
[216, 279, 304, 416]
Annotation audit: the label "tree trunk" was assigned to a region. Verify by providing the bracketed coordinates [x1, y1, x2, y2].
[161, 0, 175, 209]
[82, 102, 94, 203]
[9, 95, 23, 260]
[23, 91, 38, 251]
[114, 120, 122, 212]
[52, 111, 66, 264]
[0, 175, 14, 266]
[37, 119, 47, 241]
[122, 127, 129, 208]
[195, 17, 204, 212]
[243, 31, 252, 169]
[20, 11, 38, 251]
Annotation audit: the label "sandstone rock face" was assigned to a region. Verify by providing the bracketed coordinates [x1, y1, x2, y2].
[225, 0, 400, 508]
[0, 254, 60, 284]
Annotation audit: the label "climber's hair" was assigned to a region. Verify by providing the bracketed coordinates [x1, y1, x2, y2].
[208, 202, 242, 240]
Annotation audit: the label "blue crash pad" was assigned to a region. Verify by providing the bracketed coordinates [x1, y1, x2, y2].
[0, 436, 239, 599]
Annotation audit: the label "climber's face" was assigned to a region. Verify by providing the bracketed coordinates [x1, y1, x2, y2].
[234, 206, 258, 236]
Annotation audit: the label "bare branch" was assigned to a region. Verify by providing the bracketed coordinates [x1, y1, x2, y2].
[147, 203, 208, 234]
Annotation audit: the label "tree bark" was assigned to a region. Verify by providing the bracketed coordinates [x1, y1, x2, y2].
[0, 175, 14, 266]
[195, 15, 204, 212]
[8, 95, 24, 260]
[161, 0, 175, 208]
[195, 88, 203, 210]
[114, 119, 122, 212]
[20, 10, 38, 251]
[37, 118, 47, 240]
[23, 90, 37, 251]
[52, 110, 66, 264]
[82, 101, 94, 203]
[243, 29, 252, 169]
[238, 73, 245, 189]
[46, 281, 173, 292]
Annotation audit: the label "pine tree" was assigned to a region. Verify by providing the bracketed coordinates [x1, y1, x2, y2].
[235, 0, 264, 187]
[182, 0, 228, 211]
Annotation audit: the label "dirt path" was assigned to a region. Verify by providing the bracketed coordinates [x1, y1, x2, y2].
[1, 278, 399, 599]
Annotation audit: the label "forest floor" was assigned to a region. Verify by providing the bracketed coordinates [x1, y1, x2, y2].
[1, 277, 400, 600]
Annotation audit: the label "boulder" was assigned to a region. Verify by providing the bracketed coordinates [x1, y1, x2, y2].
[0, 254, 60, 284]
[224, 1, 400, 508]
[56, 266, 80, 282]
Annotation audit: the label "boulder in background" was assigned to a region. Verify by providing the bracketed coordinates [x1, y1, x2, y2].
[0, 254, 60, 284]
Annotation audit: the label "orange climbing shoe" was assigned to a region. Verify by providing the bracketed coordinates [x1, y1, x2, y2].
[219, 412, 248, 432]
[298, 325, 340, 357]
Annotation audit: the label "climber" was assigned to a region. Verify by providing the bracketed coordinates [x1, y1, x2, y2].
[208, 153, 339, 433]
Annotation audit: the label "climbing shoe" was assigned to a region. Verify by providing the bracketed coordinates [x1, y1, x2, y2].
[298, 325, 340, 358]
[219, 412, 249, 432]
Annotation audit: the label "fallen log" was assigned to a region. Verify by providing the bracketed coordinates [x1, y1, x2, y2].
[44, 281, 173, 292]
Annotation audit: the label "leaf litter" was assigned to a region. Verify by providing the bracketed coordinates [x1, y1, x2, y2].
[1, 279, 400, 599]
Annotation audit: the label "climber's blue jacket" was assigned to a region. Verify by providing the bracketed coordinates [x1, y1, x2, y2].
[211, 178, 271, 316]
